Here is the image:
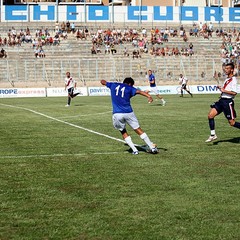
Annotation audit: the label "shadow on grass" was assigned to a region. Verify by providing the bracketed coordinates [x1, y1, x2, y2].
[73, 104, 84, 107]
[125, 144, 168, 154]
[213, 137, 240, 145]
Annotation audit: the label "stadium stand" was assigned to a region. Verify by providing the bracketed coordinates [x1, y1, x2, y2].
[0, 22, 238, 88]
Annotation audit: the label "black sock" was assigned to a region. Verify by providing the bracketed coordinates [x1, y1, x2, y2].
[233, 121, 240, 129]
[209, 118, 215, 131]
[68, 97, 71, 105]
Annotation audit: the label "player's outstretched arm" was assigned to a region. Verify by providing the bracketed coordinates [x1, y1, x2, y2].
[100, 80, 107, 86]
[136, 89, 153, 103]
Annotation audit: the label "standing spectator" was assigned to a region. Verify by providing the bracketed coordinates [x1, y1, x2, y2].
[179, 74, 193, 97]
[66, 21, 70, 33]
[71, 22, 75, 33]
[64, 72, 80, 107]
[61, 22, 66, 32]
[145, 70, 166, 106]
[55, 21, 59, 33]
[205, 63, 240, 142]
[100, 77, 158, 154]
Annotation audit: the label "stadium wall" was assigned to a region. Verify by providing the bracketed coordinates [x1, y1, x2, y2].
[1, 5, 240, 23]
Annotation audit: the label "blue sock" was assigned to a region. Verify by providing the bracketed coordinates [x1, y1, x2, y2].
[233, 121, 240, 129]
[209, 118, 215, 131]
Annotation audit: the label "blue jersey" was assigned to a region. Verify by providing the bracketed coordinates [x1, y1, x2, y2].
[106, 82, 137, 114]
[149, 74, 156, 87]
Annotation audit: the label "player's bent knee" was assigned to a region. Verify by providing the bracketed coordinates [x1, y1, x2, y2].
[229, 120, 235, 126]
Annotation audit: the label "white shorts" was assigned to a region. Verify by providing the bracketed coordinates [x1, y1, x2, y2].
[112, 112, 140, 131]
[148, 86, 158, 95]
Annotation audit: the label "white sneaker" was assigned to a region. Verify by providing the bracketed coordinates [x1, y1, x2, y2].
[205, 135, 217, 143]
[132, 151, 139, 155]
[151, 147, 159, 154]
[65, 104, 70, 107]
[162, 100, 166, 106]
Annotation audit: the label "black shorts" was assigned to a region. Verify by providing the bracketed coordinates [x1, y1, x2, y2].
[181, 84, 187, 90]
[67, 87, 74, 96]
[211, 98, 236, 120]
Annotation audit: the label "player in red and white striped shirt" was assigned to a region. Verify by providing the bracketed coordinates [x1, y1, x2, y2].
[206, 63, 240, 142]
[64, 72, 80, 107]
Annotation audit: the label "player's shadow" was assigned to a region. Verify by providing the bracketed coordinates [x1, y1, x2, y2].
[213, 137, 240, 145]
[148, 104, 164, 107]
[74, 104, 84, 107]
[125, 144, 168, 154]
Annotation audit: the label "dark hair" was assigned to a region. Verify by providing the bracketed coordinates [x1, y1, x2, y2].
[225, 63, 234, 69]
[123, 77, 134, 86]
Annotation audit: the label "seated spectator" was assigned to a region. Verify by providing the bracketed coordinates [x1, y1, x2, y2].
[163, 33, 169, 42]
[96, 45, 101, 53]
[123, 47, 129, 57]
[160, 47, 165, 56]
[53, 34, 60, 45]
[188, 42, 194, 55]
[84, 27, 89, 38]
[138, 39, 144, 52]
[193, 27, 198, 37]
[150, 46, 156, 55]
[110, 44, 117, 54]
[169, 28, 174, 37]
[173, 29, 178, 37]
[132, 49, 141, 59]
[165, 46, 171, 56]
[62, 31, 68, 40]
[34, 47, 40, 58]
[91, 44, 97, 54]
[189, 28, 194, 36]
[3, 38, 7, 45]
[183, 33, 188, 42]
[143, 45, 148, 53]
[0, 48, 7, 58]
[132, 38, 138, 47]
[48, 36, 53, 45]
[175, 47, 180, 56]
[38, 46, 45, 58]
[203, 32, 209, 39]
[105, 44, 110, 54]
[25, 34, 32, 43]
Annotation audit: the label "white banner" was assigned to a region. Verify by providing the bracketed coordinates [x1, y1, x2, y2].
[0, 88, 46, 98]
[88, 87, 111, 96]
[1, 85, 239, 98]
[47, 87, 88, 97]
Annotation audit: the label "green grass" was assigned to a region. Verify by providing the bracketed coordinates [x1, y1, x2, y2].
[0, 94, 240, 240]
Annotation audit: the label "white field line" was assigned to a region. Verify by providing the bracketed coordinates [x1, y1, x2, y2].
[0, 151, 127, 159]
[0, 103, 125, 144]
[57, 111, 112, 119]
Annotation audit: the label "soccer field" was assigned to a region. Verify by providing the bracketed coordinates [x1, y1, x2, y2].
[0, 95, 240, 240]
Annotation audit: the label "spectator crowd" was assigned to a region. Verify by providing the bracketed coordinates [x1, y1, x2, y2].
[1, 21, 240, 77]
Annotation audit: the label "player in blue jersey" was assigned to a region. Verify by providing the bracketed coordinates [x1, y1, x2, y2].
[146, 70, 166, 106]
[101, 77, 158, 154]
